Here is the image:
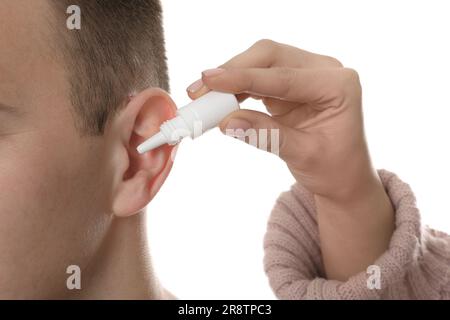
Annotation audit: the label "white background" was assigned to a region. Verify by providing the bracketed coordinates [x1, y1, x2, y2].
[147, 0, 450, 299]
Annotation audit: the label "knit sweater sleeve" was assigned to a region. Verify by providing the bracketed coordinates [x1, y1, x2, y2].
[263, 169, 450, 299]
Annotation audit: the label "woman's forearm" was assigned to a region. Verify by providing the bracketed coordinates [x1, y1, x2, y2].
[314, 169, 395, 281]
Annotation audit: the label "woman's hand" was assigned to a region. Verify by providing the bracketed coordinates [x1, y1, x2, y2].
[186, 39, 395, 281]
[187, 39, 376, 203]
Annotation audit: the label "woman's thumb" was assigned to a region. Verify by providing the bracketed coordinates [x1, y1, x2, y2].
[219, 109, 291, 157]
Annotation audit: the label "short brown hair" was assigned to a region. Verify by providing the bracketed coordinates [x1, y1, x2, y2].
[49, 0, 170, 135]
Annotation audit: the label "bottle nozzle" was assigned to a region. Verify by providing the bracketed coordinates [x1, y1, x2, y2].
[137, 132, 167, 154]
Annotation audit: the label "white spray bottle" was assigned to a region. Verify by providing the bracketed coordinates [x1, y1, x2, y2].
[137, 91, 240, 154]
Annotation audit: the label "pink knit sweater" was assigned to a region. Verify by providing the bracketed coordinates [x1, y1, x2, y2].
[264, 169, 450, 299]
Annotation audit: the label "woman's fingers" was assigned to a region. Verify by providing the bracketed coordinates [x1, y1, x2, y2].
[186, 40, 278, 100]
[201, 67, 360, 106]
[262, 97, 304, 117]
[218, 109, 303, 161]
[218, 39, 343, 70]
[187, 39, 343, 100]
[187, 80, 210, 99]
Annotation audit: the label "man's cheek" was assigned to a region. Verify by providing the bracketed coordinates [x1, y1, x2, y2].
[0, 156, 71, 261]
[0, 152, 66, 221]
[0, 167, 46, 267]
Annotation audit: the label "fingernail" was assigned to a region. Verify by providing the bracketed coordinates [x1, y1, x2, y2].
[202, 68, 225, 78]
[224, 118, 252, 133]
[186, 79, 204, 93]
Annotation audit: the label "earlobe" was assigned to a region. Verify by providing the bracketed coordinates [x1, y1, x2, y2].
[110, 88, 178, 217]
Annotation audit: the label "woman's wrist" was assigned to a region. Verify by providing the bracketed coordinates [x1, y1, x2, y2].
[314, 167, 388, 215]
[313, 168, 396, 281]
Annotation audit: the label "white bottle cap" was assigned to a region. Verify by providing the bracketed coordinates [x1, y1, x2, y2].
[137, 91, 240, 154]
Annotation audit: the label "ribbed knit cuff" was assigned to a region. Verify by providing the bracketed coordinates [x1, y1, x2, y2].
[263, 169, 450, 299]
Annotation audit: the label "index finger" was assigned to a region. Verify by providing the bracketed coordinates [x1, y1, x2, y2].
[187, 39, 342, 99]
[201, 67, 360, 105]
[220, 39, 342, 70]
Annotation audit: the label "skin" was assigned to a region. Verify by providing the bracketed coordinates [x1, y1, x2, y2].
[0, 0, 392, 298]
[0, 0, 177, 299]
[187, 39, 395, 281]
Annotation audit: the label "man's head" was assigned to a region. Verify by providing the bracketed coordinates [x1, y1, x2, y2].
[0, 0, 176, 298]
[51, 0, 171, 135]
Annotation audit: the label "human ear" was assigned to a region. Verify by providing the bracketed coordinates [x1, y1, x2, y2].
[109, 88, 178, 217]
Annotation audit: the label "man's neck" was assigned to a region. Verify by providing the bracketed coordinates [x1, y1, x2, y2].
[69, 213, 168, 299]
